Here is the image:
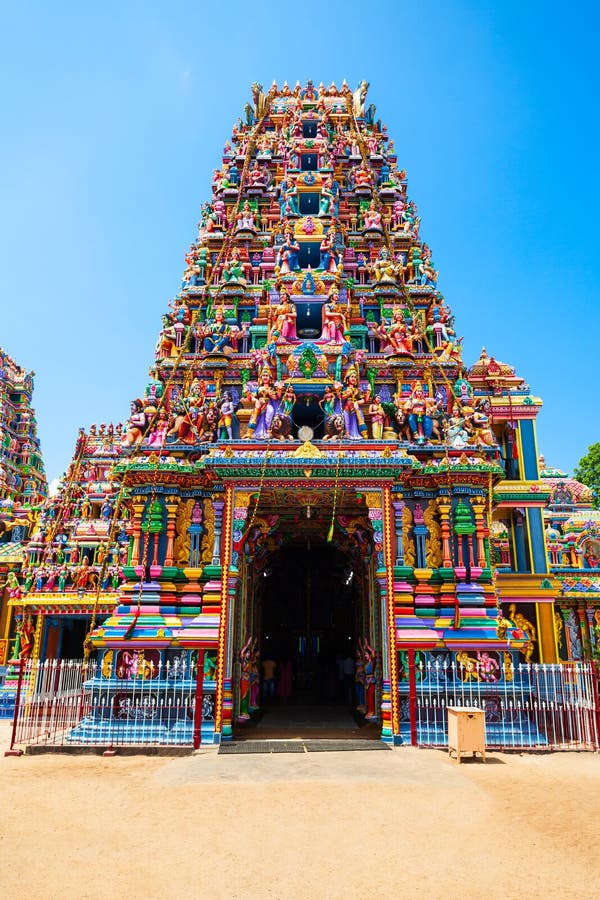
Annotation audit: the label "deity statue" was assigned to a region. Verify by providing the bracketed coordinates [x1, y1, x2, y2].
[368, 396, 386, 440]
[362, 199, 383, 232]
[275, 229, 300, 275]
[352, 162, 373, 189]
[245, 366, 279, 440]
[269, 290, 297, 342]
[281, 175, 299, 216]
[238, 636, 254, 721]
[404, 382, 435, 444]
[318, 176, 336, 216]
[221, 249, 247, 285]
[122, 400, 148, 447]
[469, 399, 496, 446]
[321, 290, 348, 342]
[320, 383, 345, 441]
[377, 307, 413, 355]
[444, 404, 469, 449]
[235, 200, 256, 233]
[217, 392, 236, 440]
[341, 365, 368, 439]
[369, 247, 403, 284]
[359, 639, 377, 720]
[317, 226, 340, 274]
[352, 80, 370, 118]
[508, 604, 537, 664]
[199, 308, 232, 355]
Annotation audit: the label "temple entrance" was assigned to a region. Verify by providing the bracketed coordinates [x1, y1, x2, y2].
[261, 544, 356, 706]
[230, 487, 384, 740]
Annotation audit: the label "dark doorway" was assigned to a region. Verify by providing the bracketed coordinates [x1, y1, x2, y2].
[299, 192, 319, 215]
[295, 299, 323, 339]
[261, 544, 356, 706]
[291, 395, 325, 439]
[303, 120, 317, 138]
[60, 617, 93, 658]
[297, 241, 321, 269]
[300, 153, 318, 171]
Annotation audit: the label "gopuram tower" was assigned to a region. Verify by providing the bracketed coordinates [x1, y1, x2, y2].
[18, 81, 560, 745]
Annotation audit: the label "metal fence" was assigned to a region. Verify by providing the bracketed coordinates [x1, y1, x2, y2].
[6, 657, 216, 751]
[6, 657, 600, 753]
[404, 659, 600, 751]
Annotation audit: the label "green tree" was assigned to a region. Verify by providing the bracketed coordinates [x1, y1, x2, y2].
[574, 443, 600, 509]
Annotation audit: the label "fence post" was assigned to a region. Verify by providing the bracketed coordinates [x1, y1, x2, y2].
[591, 661, 600, 750]
[193, 649, 205, 750]
[408, 648, 418, 747]
[5, 658, 26, 757]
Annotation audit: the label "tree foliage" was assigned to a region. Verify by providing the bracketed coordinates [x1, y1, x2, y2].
[574, 443, 600, 509]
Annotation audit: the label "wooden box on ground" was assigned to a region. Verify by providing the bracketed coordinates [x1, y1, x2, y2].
[447, 706, 486, 763]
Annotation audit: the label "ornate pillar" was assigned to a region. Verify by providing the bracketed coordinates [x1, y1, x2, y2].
[472, 498, 486, 568]
[365, 488, 400, 743]
[129, 499, 146, 567]
[577, 602, 591, 659]
[437, 498, 452, 568]
[392, 498, 404, 566]
[215, 486, 233, 737]
[32, 613, 43, 661]
[163, 496, 179, 567]
[212, 501, 225, 565]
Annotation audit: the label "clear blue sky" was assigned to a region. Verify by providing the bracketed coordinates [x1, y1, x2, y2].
[1, 0, 598, 485]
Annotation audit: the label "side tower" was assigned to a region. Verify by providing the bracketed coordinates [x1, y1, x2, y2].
[0, 348, 46, 671]
[17, 81, 552, 746]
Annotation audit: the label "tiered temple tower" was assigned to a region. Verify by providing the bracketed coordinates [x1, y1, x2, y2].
[8, 81, 581, 743]
[0, 348, 46, 669]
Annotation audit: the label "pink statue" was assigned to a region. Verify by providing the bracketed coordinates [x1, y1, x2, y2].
[377, 307, 413, 356]
[363, 199, 383, 231]
[321, 290, 348, 342]
[270, 290, 297, 342]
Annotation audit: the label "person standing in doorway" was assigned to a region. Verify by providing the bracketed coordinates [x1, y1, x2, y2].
[342, 652, 355, 706]
[262, 655, 277, 702]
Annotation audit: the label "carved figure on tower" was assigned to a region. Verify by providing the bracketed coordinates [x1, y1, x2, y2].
[378, 307, 413, 356]
[270, 289, 297, 342]
[404, 382, 435, 445]
[245, 366, 279, 440]
[317, 225, 340, 274]
[321, 289, 349, 342]
[370, 247, 403, 285]
[275, 228, 300, 275]
[200, 308, 233, 355]
[342, 364, 368, 439]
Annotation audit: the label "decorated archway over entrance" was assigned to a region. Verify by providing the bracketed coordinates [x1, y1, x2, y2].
[223, 485, 386, 737]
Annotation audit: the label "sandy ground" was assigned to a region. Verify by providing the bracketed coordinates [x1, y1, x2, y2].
[0, 723, 599, 900]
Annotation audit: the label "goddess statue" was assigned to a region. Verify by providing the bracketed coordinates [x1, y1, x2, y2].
[321, 290, 348, 342]
[221, 249, 247, 285]
[235, 201, 256, 233]
[377, 307, 413, 355]
[341, 365, 368, 439]
[370, 247, 403, 284]
[245, 367, 279, 439]
[368, 396, 386, 440]
[362, 199, 383, 232]
[270, 290, 297, 342]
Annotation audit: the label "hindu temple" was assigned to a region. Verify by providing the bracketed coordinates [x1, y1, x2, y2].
[0, 348, 46, 673]
[4, 80, 599, 745]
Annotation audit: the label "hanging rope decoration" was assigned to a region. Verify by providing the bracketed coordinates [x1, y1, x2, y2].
[83, 93, 277, 652]
[345, 93, 507, 627]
